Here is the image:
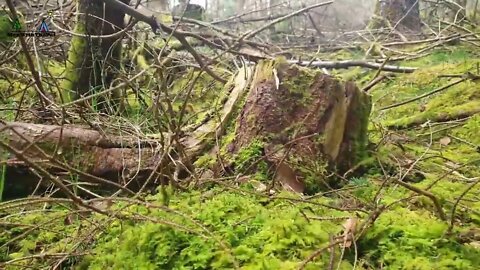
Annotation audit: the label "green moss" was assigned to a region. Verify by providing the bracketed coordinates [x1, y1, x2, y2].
[170, 68, 226, 127]
[404, 48, 473, 68]
[280, 65, 318, 104]
[1, 189, 357, 269]
[252, 60, 275, 83]
[61, 10, 87, 103]
[360, 208, 479, 270]
[82, 190, 351, 269]
[0, 11, 14, 44]
[194, 153, 217, 169]
[452, 114, 480, 145]
[234, 139, 269, 182]
[371, 51, 480, 128]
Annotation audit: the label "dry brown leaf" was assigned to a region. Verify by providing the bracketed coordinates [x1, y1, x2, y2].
[275, 162, 305, 194]
[439, 136, 451, 146]
[342, 217, 358, 248]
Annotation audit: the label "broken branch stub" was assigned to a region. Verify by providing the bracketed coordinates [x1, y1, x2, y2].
[228, 60, 372, 194]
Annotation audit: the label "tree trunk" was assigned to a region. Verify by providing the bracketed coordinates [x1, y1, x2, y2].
[61, 0, 130, 111]
[370, 0, 422, 34]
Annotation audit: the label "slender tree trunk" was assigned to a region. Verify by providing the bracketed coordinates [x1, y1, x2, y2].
[61, 0, 130, 112]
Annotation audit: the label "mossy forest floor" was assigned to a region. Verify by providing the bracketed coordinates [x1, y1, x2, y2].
[1, 45, 480, 269]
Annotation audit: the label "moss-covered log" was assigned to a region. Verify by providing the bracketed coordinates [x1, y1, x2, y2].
[227, 60, 371, 194]
[0, 67, 253, 198]
[61, 0, 130, 109]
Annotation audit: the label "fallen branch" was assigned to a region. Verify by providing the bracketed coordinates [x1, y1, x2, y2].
[0, 67, 253, 192]
[387, 106, 480, 129]
[362, 74, 394, 92]
[392, 178, 447, 220]
[288, 60, 417, 73]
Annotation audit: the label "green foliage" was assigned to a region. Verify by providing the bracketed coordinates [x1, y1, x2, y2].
[0, 11, 13, 43]
[0, 207, 84, 269]
[453, 114, 480, 145]
[369, 47, 479, 128]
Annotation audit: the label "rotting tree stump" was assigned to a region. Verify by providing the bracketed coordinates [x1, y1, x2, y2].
[227, 60, 371, 194]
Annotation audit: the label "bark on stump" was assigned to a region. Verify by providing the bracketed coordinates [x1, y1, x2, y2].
[228, 60, 371, 194]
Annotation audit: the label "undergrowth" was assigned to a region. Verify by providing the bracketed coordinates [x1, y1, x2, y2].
[1, 45, 480, 269]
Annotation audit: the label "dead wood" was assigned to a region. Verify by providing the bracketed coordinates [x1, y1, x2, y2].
[290, 60, 417, 73]
[0, 67, 253, 194]
[227, 60, 371, 194]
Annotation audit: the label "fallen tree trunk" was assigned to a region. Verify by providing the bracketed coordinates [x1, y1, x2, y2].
[0, 67, 253, 197]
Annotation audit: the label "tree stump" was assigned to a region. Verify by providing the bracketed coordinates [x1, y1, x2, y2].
[369, 0, 421, 34]
[227, 60, 371, 194]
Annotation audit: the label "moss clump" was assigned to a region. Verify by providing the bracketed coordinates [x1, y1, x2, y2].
[452, 114, 480, 145]
[194, 153, 218, 169]
[80, 190, 351, 270]
[233, 139, 269, 182]
[280, 65, 318, 105]
[1, 189, 356, 269]
[360, 208, 479, 270]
